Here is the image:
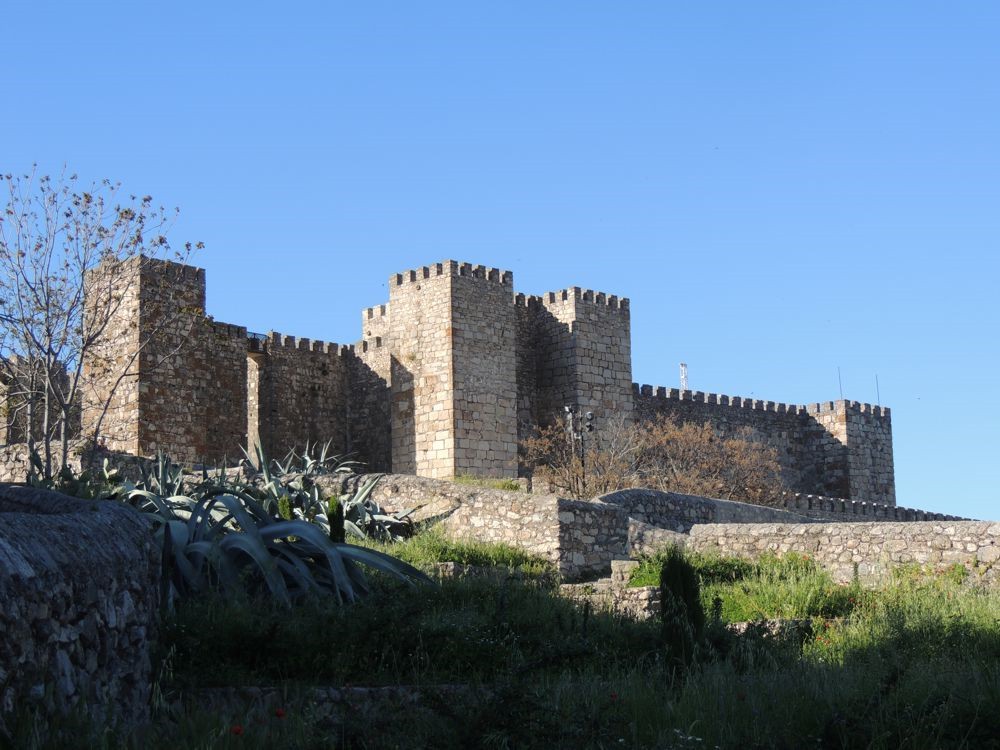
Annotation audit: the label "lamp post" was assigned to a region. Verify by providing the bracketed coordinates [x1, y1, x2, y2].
[564, 405, 596, 496]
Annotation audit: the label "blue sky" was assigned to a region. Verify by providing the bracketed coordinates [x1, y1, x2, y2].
[4, 2, 997, 519]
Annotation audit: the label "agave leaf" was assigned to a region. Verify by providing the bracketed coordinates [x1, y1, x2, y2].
[344, 519, 366, 539]
[258, 520, 361, 604]
[129, 489, 179, 519]
[157, 521, 206, 594]
[337, 543, 432, 585]
[349, 474, 384, 505]
[186, 539, 247, 595]
[218, 533, 291, 607]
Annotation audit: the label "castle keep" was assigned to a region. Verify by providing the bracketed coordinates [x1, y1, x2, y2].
[79, 258, 894, 505]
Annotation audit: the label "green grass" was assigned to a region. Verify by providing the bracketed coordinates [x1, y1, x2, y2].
[452, 473, 524, 492]
[630, 548, 864, 620]
[159, 574, 660, 689]
[358, 526, 555, 579]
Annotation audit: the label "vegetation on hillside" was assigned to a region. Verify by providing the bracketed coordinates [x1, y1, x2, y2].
[8, 532, 1000, 749]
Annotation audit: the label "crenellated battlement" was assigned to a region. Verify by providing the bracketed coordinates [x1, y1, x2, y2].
[781, 492, 963, 522]
[632, 384, 890, 419]
[208, 320, 247, 340]
[392, 260, 514, 288]
[364, 304, 388, 320]
[539, 286, 629, 312]
[514, 293, 546, 309]
[249, 331, 355, 357]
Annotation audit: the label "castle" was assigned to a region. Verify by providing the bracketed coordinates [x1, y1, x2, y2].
[77, 257, 894, 505]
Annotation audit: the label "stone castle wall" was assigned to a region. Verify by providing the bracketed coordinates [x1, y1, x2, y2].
[49, 256, 899, 508]
[247, 333, 352, 461]
[634, 385, 895, 505]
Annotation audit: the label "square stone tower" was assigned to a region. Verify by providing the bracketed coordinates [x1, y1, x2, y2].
[81, 256, 248, 464]
[387, 262, 518, 478]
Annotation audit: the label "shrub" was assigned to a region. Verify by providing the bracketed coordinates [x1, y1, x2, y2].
[659, 546, 705, 666]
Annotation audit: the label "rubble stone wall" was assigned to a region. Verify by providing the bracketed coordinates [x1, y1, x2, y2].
[0, 484, 160, 733]
[688, 520, 1000, 585]
[247, 333, 352, 460]
[598, 488, 816, 533]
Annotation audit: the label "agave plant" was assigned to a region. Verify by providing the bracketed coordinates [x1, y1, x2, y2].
[237, 444, 414, 541]
[27, 447, 132, 500]
[339, 474, 415, 542]
[127, 482, 431, 608]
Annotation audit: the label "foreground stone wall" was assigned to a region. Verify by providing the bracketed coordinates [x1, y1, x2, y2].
[0, 485, 160, 732]
[688, 521, 1000, 585]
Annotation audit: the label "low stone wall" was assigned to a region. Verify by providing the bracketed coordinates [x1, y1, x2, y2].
[627, 519, 689, 557]
[333, 474, 628, 579]
[557, 499, 628, 578]
[598, 488, 815, 533]
[688, 521, 1000, 585]
[441, 491, 562, 565]
[0, 484, 161, 733]
[778, 492, 965, 522]
[0, 443, 161, 484]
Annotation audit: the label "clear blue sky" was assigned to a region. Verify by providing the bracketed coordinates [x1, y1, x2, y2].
[4, 2, 997, 519]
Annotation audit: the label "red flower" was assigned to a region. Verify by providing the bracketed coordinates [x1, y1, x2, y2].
[610, 692, 619, 703]
[275, 708, 286, 719]
[231, 725, 244, 736]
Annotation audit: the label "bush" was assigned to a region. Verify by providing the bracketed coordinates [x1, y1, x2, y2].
[659, 546, 705, 666]
[522, 414, 788, 504]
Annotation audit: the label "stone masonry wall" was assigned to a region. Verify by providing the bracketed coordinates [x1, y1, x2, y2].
[387, 267, 454, 477]
[634, 386, 895, 505]
[560, 289, 632, 422]
[247, 333, 351, 460]
[82, 257, 248, 465]
[688, 520, 1000, 585]
[0, 484, 160, 733]
[350, 345, 392, 472]
[385, 262, 518, 478]
[131, 259, 210, 461]
[80, 260, 143, 455]
[846, 403, 895, 504]
[449, 266, 518, 477]
[598, 488, 816, 532]
[557, 498, 628, 578]
[352, 305, 392, 471]
[780, 492, 959, 522]
[335, 473, 627, 580]
[442, 491, 563, 567]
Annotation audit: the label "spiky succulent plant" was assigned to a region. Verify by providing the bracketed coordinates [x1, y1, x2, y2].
[128, 483, 430, 608]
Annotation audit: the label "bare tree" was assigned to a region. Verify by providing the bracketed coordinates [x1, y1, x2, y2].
[0, 167, 201, 479]
[522, 414, 788, 504]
